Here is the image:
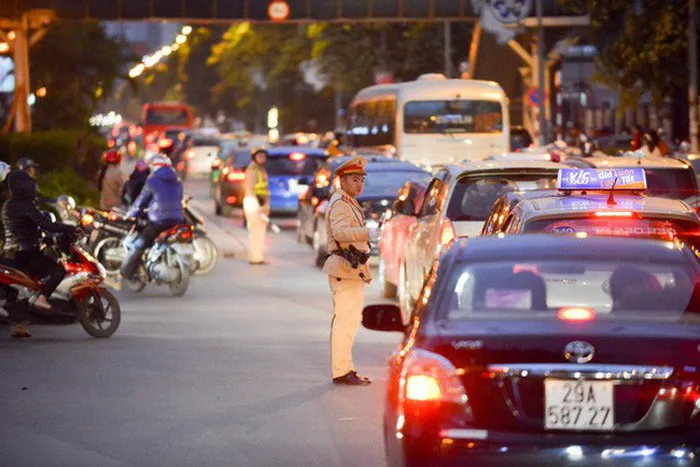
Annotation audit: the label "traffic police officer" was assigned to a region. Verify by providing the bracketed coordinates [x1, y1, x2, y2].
[243, 148, 270, 265]
[323, 156, 379, 386]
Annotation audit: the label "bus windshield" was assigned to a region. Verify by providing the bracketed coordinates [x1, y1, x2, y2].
[145, 107, 191, 126]
[403, 100, 503, 134]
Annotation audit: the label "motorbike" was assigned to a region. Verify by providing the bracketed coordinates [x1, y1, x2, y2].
[183, 196, 219, 276]
[123, 221, 195, 297]
[0, 232, 121, 338]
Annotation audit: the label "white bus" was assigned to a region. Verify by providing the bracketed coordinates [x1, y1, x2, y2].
[346, 74, 510, 166]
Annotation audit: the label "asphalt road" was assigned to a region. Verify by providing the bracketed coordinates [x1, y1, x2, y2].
[0, 179, 400, 467]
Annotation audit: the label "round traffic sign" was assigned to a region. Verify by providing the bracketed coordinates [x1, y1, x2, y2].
[526, 87, 545, 107]
[268, 1, 290, 22]
[488, 0, 533, 24]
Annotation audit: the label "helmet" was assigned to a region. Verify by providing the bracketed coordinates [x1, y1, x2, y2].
[148, 154, 172, 169]
[0, 161, 10, 182]
[103, 150, 122, 165]
[134, 160, 149, 172]
[16, 157, 39, 172]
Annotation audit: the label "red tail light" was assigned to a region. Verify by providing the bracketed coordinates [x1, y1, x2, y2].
[558, 307, 595, 321]
[184, 148, 194, 160]
[400, 349, 469, 404]
[593, 211, 633, 218]
[289, 152, 306, 161]
[226, 195, 238, 205]
[227, 170, 245, 182]
[176, 227, 193, 242]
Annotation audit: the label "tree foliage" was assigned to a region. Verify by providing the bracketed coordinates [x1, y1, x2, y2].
[559, 0, 688, 108]
[30, 22, 130, 130]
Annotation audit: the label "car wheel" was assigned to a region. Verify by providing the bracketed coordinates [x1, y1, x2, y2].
[379, 257, 397, 299]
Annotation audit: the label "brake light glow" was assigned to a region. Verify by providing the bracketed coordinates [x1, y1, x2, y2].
[184, 148, 194, 160]
[226, 196, 238, 205]
[400, 349, 469, 405]
[179, 229, 193, 241]
[405, 375, 441, 401]
[159, 138, 174, 149]
[558, 307, 595, 321]
[80, 213, 94, 227]
[593, 211, 634, 218]
[227, 171, 245, 182]
[108, 212, 120, 222]
[289, 152, 306, 161]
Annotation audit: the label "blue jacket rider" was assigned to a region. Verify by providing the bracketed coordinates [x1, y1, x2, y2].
[120, 155, 184, 280]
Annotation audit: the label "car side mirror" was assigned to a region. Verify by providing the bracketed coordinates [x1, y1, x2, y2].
[298, 176, 312, 185]
[362, 304, 405, 332]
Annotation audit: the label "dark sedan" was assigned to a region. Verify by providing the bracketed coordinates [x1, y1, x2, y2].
[214, 146, 327, 216]
[363, 234, 700, 467]
[299, 155, 428, 267]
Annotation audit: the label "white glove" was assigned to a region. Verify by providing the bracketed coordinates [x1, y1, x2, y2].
[243, 196, 260, 212]
[368, 227, 380, 242]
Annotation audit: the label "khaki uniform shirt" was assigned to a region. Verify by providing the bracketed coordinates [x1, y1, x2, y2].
[244, 164, 270, 214]
[322, 189, 372, 282]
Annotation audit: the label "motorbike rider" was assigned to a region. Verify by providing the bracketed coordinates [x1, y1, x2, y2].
[3, 169, 79, 337]
[121, 159, 150, 207]
[98, 150, 125, 211]
[16, 157, 55, 205]
[119, 154, 184, 282]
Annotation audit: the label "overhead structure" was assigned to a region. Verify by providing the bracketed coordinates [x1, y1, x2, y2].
[1, 0, 567, 22]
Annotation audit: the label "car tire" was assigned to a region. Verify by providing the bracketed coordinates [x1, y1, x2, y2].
[379, 257, 397, 299]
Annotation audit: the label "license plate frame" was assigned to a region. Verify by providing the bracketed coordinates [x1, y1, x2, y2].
[544, 379, 615, 431]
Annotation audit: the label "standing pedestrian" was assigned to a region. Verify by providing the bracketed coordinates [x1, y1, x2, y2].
[98, 150, 124, 211]
[323, 156, 379, 386]
[243, 148, 270, 265]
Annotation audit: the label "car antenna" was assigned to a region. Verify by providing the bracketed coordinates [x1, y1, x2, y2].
[607, 178, 618, 206]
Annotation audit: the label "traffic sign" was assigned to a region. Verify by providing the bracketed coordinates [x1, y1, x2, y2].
[526, 87, 545, 107]
[268, 1, 290, 22]
[487, 0, 533, 24]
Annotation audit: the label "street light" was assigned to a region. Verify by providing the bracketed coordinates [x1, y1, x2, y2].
[36, 86, 47, 98]
[182, 25, 193, 35]
[0, 42, 9, 53]
[175, 34, 187, 44]
[7, 31, 16, 41]
[129, 64, 145, 78]
[161, 45, 172, 56]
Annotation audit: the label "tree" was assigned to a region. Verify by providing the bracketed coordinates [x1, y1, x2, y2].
[559, 0, 688, 109]
[29, 22, 130, 130]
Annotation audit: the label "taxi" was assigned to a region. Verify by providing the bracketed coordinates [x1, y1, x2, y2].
[363, 234, 700, 467]
[481, 168, 700, 243]
[566, 154, 700, 208]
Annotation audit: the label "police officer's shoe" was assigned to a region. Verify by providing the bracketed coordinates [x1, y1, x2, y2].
[249, 261, 269, 266]
[332, 371, 371, 386]
[11, 322, 31, 339]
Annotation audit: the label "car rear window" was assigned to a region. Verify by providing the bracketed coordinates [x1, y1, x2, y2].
[644, 168, 698, 199]
[522, 218, 699, 239]
[266, 155, 325, 176]
[446, 174, 558, 221]
[442, 258, 697, 320]
[362, 170, 429, 197]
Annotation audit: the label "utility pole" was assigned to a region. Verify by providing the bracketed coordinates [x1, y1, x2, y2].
[690, 0, 698, 151]
[13, 13, 31, 132]
[536, 0, 546, 145]
[444, 21, 452, 78]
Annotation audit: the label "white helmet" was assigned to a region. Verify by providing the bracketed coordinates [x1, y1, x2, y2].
[148, 154, 172, 169]
[0, 161, 10, 182]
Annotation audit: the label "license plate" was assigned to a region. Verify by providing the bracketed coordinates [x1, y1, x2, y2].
[544, 379, 614, 431]
[288, 179, 308, 195]
[173, 244, 194, 255]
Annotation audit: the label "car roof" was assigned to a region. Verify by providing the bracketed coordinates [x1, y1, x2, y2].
[460, 159, 566, 171]
[328, 155, 425, 173]
[512, 192, 697, 221]
[265, 146, 327, 157]
[447, 234, 691, 263]
[570, 155, 692, 170]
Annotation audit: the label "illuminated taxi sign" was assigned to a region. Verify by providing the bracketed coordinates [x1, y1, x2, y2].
[557, 168, 647, 191]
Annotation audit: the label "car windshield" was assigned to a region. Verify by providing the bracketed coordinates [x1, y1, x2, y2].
[441, 258, 698, 320]
[523, 217, 699, 239]
[362, 170, 428, 197]
[403, 100, 503, 134]
[644, 168, 698, 199]
[446, 174, 558, 221]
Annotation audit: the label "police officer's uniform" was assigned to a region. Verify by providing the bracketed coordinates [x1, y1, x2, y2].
[323, 156, 375, 385]
[243, 156, 270, 264]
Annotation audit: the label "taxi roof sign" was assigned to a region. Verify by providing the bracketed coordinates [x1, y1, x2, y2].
[557, 168, 647, 191]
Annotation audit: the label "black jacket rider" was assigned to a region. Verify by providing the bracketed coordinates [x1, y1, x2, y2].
[3, 171, 75, 252]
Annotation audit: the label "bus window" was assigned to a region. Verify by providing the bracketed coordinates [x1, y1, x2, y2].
[403, 100, 503, 134]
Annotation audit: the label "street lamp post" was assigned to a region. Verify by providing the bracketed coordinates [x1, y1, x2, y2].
[690, 0, 698, 152]
[536, 0, 546, 146]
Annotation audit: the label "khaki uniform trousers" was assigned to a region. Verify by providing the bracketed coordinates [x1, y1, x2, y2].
[243, 198, 266, 263]
[329, 276, 365, 378]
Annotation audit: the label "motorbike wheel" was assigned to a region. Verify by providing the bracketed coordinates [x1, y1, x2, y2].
[126, 265, 147, 293]
[94, 236, 124, 275]
[193, 234, 218, 276]
[79, 290, 121, 338]
[168, 259, 190, 297]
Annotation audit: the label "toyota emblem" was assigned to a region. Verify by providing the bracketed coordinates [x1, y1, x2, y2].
[564, 341, 595, 364]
